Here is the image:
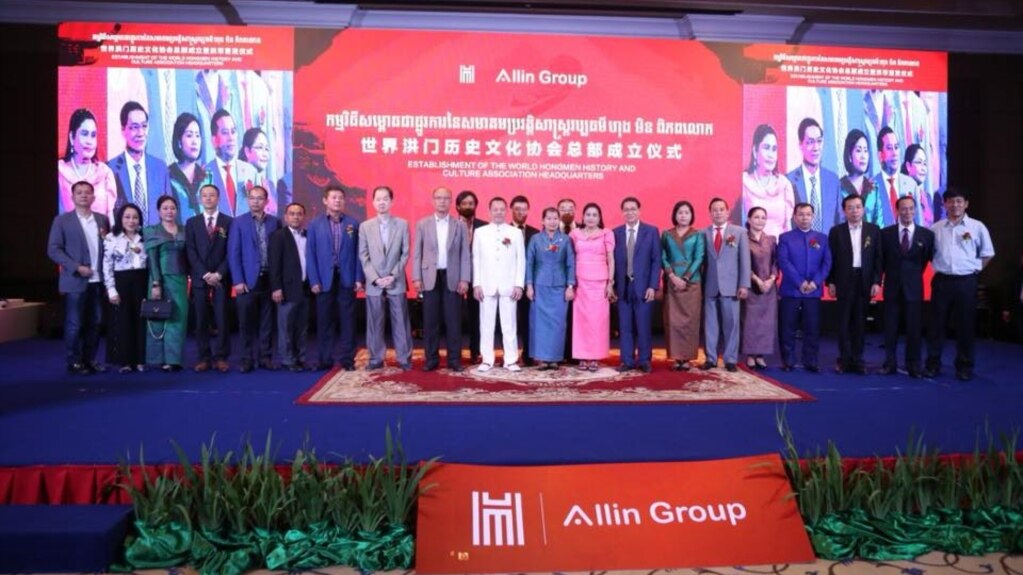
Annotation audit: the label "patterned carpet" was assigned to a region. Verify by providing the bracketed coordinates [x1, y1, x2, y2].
[297, 349, 813, 405]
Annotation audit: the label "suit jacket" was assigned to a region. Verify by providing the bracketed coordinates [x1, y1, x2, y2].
[358, 216, 410, 296]
[880, 224, 934, 302]
[702, 224, 752, 298]
[778, 228, 832, 298]
[827, 222, 882, 298]
[472, 223, 525, 297]
[227, 212, 280, 290]
[412, 214, 470, 292]
[185, 212, 233, 286]
[526, 231, 576, 287]
[787, 165, 842, 232]
[269, 227, 307, 303]
[612, 222, 661, 300]
[47, 211, 111, 294]
[306, 213, 365, 292]
[204, 157, 259, 216]
[872, 171, 919, 227]
[108, 152, 170, 224]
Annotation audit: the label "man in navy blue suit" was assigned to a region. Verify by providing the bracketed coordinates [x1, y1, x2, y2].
[613, 197, 660, 373]
[787, 118, 841, 232]
[307, 185, 365, 371]
[186, 184, 233, 373]
[228, 185, 280, 373]
[778, 203, 832, 372]
[108, 101, 169, 225]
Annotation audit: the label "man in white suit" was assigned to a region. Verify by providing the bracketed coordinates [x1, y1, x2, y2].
[472, 197, 526, 372]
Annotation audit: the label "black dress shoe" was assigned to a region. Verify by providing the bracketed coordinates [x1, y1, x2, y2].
[700, 361, 716, 370]
[88, 362, 107, 373]
[639, 363, 652, 373]
[616, 365, 635, 373]
[781, 364, 794, 372]
[923, 366, 940, 378]
[850, 364, 867, 375]
[879, 363, 897, 375]
[239, 361, 254, 373]
[259, 360, 277, 371]
[288, 364, 305, 373]
[907, 368, 923, 379]
[833, 363, 846, 374]
[366, 362, 384, 370]
[447, 364, 464, 373]
[422, 363, 439, 372]
[955, 369, 973, 382]
[724, 363, 738, 372]
[315, 363, 333, 371]
[805, 364, 820, 373]
[522, 359, 536, 367]
[68, 362, 91, 375]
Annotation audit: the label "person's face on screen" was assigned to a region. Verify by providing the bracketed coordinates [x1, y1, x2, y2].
[748, 208, 766, 233]
[709, 200, 729, 226]
[248, 188, 268, 216]
[583, 206, 600, 229]
[489, 200, 507, 225]
[72, 183, 94, 210]
[897, 198, 916, 227]
[245, 132, 270, 172]
[213, 115, 238, 161]
[71, 119, 97, 162]
[794, 206, 814, 231]
[755, 133, 778, 174]
[432, 188, 452, 216]
[373, 188, 392, 216]
[850, 137, 870, 176]
[800, 125, 823, 168]
[907, 150, 928, 183]
[511, 201, 529, 226]
[622, 201, 640, 226]
[122, 207, 141, 234]
[675, 205, 693, 228]
[199, 186, 219, 212]
[843, 197, 864, 225]
[457, 195, 477, 219]
[122, 109, 148, 155]
[180, 121, 202, 162]
[543, 210, 560, 233]
[879, 133, 901, 174]
[323, 190, 345, 216]
[285, 204, 305, 230]
[158, 199, 178, 224]
[558, 200, 576, 225]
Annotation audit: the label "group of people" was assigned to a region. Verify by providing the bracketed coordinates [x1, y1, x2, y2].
[49, 174, 994, 382]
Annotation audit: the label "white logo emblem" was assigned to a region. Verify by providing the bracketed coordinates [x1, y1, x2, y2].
[459, 64, 476, 84]
[472, 491, 524, 546]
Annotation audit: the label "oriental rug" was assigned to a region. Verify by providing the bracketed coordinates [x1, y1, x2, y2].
[297, 349, 813, 405]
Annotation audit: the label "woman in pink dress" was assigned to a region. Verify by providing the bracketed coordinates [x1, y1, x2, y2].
[570, 203, 616, 371]
[58, 108, 117, 220]
[741, 123, 794, 238]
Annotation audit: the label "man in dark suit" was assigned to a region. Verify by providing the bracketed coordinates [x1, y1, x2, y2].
[787, 118, 841, 232]
[108, 101, 169, 225]
[827, 194, 882, 374]
[48, 181, 110, 374]
[270, 202, 309, 372]
[414, 187, 471, 372]
[613, 196, 661, 373]
[185, 184, 233, 373]
[228, 185, 280, 373]
[306, 185, 365, 371]
[778, 203, 832, 372]
[457, 190, 488, 363]
[510, 195, 539, 366]
[880, 196, 935, 378]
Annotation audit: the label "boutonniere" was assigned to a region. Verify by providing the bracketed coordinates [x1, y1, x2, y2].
[864, 236, 872, 249]
[345, 224, 354, 237]
[99, 227, 108, 239]
[915, 241, 923, 247]
[809, 238, 821, 250]
[502, 237, 511, 247]
[130, 244, 142, 254]
[961, 231, 972, 242]
[217, 227, 227, 238]
[547, 243, 559, 252]
[725, 234, 736, 248]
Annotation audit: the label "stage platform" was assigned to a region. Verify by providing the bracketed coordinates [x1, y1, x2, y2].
[0, 334, 1021, 474]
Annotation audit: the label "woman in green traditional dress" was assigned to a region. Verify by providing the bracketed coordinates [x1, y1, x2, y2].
[146, 195, 188, 372]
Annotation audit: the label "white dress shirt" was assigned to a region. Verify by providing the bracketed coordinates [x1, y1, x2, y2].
[435, 214, 449, 270]
[291, 227, 307, 281]
[848, 222, 862, 268]
[78, 212, 102, 283]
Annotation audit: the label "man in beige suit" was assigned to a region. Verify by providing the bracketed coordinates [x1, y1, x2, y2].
[473, 196, 526, 372]
[358, 186, 412, 370]
[413, 187, 471, 372]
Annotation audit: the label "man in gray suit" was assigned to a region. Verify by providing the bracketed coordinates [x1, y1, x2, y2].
[702, 197, 751, 372]
[358, 186, 413, 370]
[48, 181, 111, 374]
[787, 118, 841, 232]
[413, 187, 470, 372]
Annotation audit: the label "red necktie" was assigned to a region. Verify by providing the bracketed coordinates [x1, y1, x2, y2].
[225, 163, 236, 214]
[888, 177, 898, 215]
[714, 227, 722, 253]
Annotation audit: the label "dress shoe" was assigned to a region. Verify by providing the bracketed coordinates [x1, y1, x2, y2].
[907, 368, 923, 379]
[833, 363, 846, 374]
[118, 365, 134, 374]
[288, 364, 305, 373]
[955, 368, 973, 382]
[781, 364, 794, 372]
[805, 364, 820, 373]
[476, 363, 493, 373]
[68, 362, 89, 375]
[161, 364, 173, 373]
[315, 363, 334, 371]
[849, 364, 868, 375]
[447, 364, 464, 373]
[879, 363, 897, 375]
[214, 360, 230, 373]
[366, 363, 384, 370]
[194, 361, 211, 373]
[239, 361, 254, 374]
[422, 363, 439, 372]
[755, 358, 768, 370]
[724, 363, 738, 372]
[505, 363, 522, 372]
[616, 364, 635, 373]
[259, 360, 277, 371]
[522, 358, 535, 367]
[88, 362, 107, 373]
[923, 366, 940, 378]
[398, 363, 413, 371]
[700, 361, 716, 371]
[638, 363, 652, 373]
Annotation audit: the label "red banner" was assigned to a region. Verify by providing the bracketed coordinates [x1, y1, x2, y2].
[416, 454, 814, 573]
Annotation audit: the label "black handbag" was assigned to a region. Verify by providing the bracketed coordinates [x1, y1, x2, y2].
[140, 298, 173, 321]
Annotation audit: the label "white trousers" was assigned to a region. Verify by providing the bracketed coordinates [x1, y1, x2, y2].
[479, 294, 519, 366]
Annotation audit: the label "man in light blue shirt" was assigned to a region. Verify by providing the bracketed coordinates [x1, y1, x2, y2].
[925, 187, 995, 381]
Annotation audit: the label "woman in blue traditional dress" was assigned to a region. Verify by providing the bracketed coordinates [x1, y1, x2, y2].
[145, 195, 189, 372]
[525, 207, 577, 370]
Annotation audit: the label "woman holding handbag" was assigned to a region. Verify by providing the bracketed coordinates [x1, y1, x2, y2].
[103, 203, 148, 373]
[145, 195, 188, 372]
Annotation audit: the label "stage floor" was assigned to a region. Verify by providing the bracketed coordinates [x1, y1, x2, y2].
[0, 335, 1021, 467]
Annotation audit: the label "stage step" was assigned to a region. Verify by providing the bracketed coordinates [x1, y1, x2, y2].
[0, 504, 132, 572]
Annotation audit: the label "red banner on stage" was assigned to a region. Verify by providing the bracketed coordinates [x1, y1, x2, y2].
[415, 454, 814, 573]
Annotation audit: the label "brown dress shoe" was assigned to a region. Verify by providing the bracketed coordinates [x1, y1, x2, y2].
[214, 360, 230, 373]
[193, 361, 211, 373]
